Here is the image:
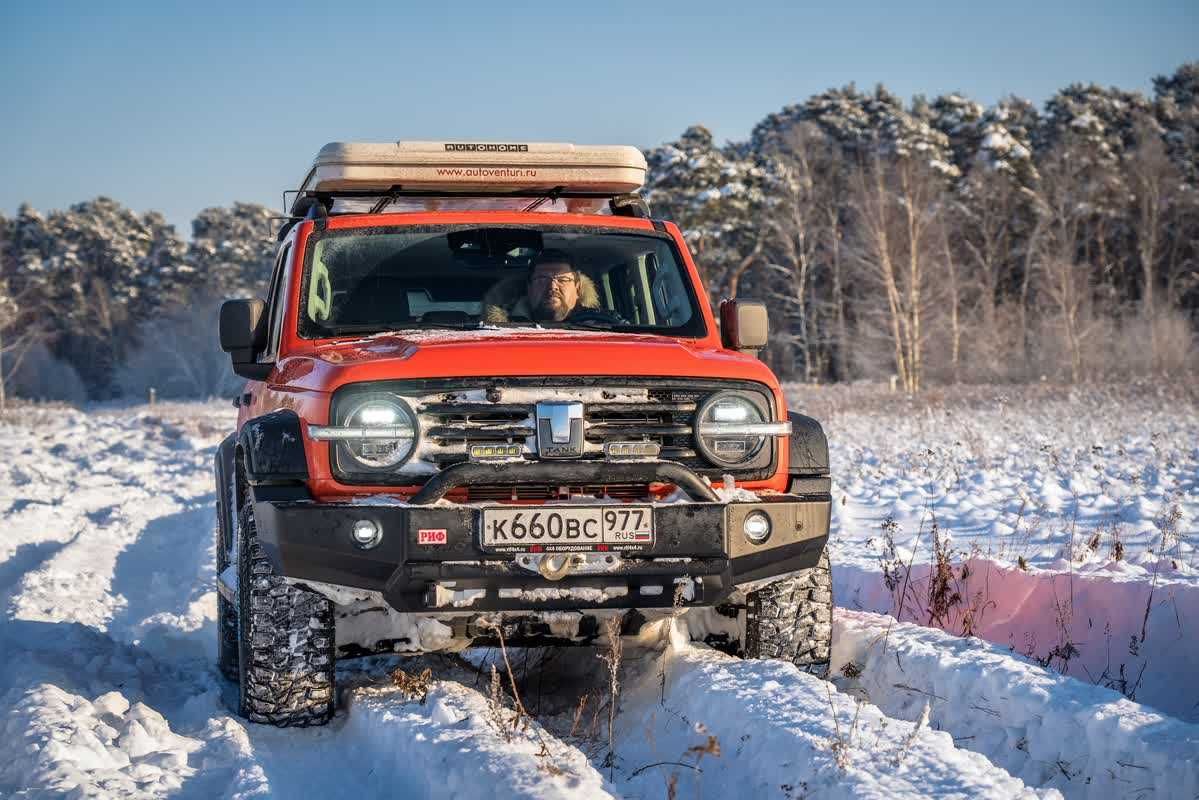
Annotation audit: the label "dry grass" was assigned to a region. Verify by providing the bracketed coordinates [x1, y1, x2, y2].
[890, 701, 929, 768]
[597, 616, 624, 776]
[872, 512, 1175, 706]
[926, 519, 963, 628]
[389, 666, 433, 703]
[876, 511, 991, 638]
[474, 619, 564, 774]
[824, 683, 862, 770]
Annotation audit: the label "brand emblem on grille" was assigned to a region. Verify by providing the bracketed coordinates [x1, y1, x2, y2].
[535, 401, 584, 458]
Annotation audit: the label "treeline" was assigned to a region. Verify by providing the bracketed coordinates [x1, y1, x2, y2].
[646, 63, 1199, 388]
[0, 201, 276, 403]
[1, 64, 1196, 401]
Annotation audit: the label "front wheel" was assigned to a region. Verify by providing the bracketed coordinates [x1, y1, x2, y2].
[236, 500, 336, 727]
[743, 546, 833, 678]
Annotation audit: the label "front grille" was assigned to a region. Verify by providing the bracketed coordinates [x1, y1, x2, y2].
[414, 387, 711, 469]
[584, 391, 700, 462]
[419, 400, 534, 466]
[420, 403, 533, 439]
[331, 378, 776, 484]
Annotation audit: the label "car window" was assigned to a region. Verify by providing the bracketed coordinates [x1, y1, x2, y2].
[265, 244, 291, 358]
[297, 227, 706, 338]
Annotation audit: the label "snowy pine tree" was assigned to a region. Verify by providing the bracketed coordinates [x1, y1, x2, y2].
[973, 96, 1040, 187]
[753, 84, 958, 179]
[188, 202, 276, 298]
[1153, 63, 1199, 184]
[924, 93, 986, 176]
[644, 125, 766, 303]
[1, 198, 191, 398]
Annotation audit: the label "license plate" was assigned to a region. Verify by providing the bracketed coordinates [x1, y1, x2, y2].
[480, 506, 654, 553]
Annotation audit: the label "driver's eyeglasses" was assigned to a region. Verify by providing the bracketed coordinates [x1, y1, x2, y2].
[530, 273, 578, 288]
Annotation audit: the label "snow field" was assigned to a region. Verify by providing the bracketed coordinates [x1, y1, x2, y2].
[1, 685, 206, 798]
[1, 394, 1195, 798]
[789, 383, 1199, 722]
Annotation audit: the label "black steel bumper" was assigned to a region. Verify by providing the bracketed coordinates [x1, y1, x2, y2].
[252, 488, 831, 613]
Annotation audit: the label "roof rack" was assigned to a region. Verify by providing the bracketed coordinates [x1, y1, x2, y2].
[290, 141, 646, 212]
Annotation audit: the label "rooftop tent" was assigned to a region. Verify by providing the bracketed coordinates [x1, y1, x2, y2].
[292, 141, 648, 215]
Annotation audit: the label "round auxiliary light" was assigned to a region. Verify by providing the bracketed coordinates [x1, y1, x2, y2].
[351, 519, 383, 549]
[743, 511, 772, 545]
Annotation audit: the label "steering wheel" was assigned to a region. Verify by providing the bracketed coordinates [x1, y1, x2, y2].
[567, 308, 627, 327]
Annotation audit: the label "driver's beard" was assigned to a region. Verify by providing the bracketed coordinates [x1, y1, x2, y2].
[532, 298, 571, 322]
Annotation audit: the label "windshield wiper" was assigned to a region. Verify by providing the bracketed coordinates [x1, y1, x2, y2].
[311, 321, 484, 337]
[561, 320, 618, 330]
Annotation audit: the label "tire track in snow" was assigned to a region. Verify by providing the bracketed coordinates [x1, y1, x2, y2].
[832, 609, 1199, 799]
[0, 408, 236, 798]
[833, 559, 1199, 723]
[1, 405, 614, 799]
[602, 625, 1057, 799]
[2, 403, 1072, 798]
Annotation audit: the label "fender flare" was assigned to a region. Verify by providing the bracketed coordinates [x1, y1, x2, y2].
[214, 432, 238, 548]
[787, 412, 829, 477]
[237, 409, 310, 488]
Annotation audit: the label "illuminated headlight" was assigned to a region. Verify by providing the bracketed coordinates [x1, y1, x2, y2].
[342, 397, 417, 469]
[743, 511, 772, 544]
[695, 392, 767, 467]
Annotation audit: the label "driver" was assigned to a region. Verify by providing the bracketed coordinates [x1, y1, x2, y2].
[482, 249, 603, 323]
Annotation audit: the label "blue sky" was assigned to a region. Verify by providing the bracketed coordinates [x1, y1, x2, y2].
[2, 0, 1195, 234]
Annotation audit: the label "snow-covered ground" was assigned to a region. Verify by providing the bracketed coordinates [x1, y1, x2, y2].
[787, 382, 1199, 725]
[0, 386, 1195, 798]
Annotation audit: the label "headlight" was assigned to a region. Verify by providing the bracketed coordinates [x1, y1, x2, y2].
[695, 392, 766, 467]
[340, 396, 417, 470]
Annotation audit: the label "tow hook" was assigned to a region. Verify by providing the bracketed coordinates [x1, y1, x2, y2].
[515, 551, 623, 579]
[538, 553, 584, 581]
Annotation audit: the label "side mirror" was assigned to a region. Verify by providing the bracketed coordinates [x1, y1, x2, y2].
[719, 298, 768, 354]
[219, 299, 272, 380]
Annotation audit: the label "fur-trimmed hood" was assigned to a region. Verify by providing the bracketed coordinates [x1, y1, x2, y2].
[482, 273, 601, 324]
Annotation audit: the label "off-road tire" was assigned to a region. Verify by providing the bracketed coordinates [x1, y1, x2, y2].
[236, 500, 336, 726]
[215, 518, 239, 682]
[744, 546, 833, 678]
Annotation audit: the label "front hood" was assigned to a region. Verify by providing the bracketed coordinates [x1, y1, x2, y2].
[274, 329, 780, 394]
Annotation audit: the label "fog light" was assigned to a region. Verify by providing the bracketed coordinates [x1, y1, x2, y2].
[743, 511, 772, 544]
[351, 519, 382, 549]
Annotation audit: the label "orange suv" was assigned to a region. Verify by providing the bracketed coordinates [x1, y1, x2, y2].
[214, 142, 832, 726]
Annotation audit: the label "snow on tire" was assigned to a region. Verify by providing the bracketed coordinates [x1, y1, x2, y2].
[744, 546, 832, 678]
[236, 500, 336, 727]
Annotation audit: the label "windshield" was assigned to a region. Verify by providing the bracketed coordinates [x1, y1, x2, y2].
[298, 226, 706, 337]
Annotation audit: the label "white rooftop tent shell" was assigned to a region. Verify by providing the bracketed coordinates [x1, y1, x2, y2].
[293, 141, 647, 215]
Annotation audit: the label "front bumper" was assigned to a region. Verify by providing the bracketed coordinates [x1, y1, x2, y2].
[252, 490, 831, 613]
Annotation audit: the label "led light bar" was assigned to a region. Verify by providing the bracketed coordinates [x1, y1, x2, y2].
[308, 424, 416, 440]
[696, 421, 792, 436]
[470, 444, 524, 460]
[604, 441, 662, 459]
